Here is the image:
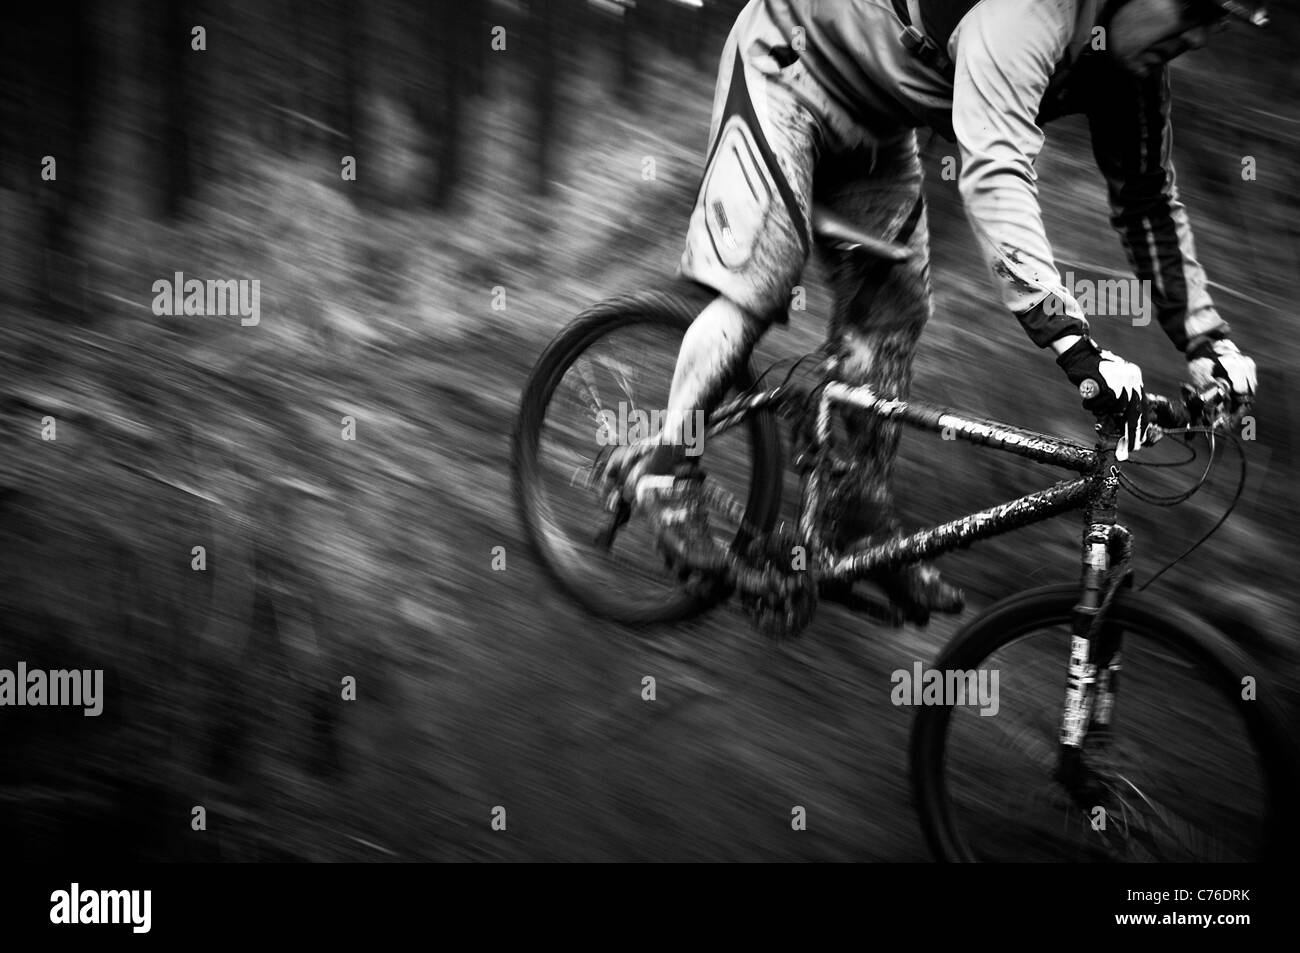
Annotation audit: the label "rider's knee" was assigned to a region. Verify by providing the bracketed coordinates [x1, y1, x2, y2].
[677, 278, 777, 337]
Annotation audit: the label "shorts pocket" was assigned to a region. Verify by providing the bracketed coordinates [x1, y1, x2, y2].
[700, 114, 778, 272]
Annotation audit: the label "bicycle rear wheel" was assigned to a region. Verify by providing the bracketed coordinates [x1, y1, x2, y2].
[911, 584, 1298, 861]
[511, 289, 783, 625]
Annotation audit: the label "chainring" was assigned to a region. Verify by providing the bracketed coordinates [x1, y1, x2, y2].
[739, 529, 819, 640]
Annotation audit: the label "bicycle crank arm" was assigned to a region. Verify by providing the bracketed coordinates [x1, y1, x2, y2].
[819, 580, 908, 626]
[593, 494, 632, 550]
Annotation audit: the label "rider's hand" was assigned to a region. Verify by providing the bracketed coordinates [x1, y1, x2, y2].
[1187, 337, 1256, 411]
[1055, 337, 1145, 460]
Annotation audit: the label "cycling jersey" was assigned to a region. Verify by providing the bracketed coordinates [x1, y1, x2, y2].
[732, 0, 1229, 352]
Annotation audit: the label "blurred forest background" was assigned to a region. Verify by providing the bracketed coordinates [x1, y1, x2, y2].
[0, 0, 1297, 860]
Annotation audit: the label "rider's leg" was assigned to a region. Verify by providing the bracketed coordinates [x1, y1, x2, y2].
[816, 133, 963, 619]
[640, 293, 763, 475]
[625, 19, 820, 570]
[663, 43, 821, 451]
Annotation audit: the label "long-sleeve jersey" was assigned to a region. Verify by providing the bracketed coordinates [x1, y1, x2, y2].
[746, 0, 1229, 352]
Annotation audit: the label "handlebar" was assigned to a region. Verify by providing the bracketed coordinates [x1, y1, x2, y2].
[1142, 381, 1241, 443]
[1091, 380, 1240, 455]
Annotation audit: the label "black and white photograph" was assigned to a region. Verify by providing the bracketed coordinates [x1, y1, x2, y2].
[0, 0, 1296, 915]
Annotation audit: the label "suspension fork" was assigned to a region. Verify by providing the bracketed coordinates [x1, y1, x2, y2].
[1059, 449, 1132, 792]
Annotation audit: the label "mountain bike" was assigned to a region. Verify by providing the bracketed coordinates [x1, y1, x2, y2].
[511, 207, 1298, 862]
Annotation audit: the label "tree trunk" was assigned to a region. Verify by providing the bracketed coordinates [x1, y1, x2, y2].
[618, 1, 640, 109]
[21, 0, 98, 315]
[530, 0, 560, 196]
[159, 0, 195, 219]
[429, 0, 469, 209]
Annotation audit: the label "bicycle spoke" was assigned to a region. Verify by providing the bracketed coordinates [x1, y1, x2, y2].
[570, 357, 605, 416]
[935, 615, 1270, 861]
[972, 707, 1057, 772]
[590, 353, 641, 405]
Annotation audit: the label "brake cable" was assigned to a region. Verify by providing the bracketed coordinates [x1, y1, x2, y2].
[1121, 433, 1201, 469]
[1128, 425, 1249, 592]
[1117, 430, 1215, 506]
[740, 348, 827, 400]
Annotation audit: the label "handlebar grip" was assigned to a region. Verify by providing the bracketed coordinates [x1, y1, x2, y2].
[1180, 380, 1235, 426]
[1108, 384, 1237, 450]
[1145, 392, 1188, 430]
[1198, 383, 1228, 403]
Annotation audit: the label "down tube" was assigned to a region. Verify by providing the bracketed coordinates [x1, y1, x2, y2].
[825, 478, 1094, 581]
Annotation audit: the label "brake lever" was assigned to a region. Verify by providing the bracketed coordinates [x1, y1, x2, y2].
[1179, 381, 1237, 433]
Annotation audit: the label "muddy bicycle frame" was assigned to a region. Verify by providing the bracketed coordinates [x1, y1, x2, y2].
[707, 358, 1134, 751]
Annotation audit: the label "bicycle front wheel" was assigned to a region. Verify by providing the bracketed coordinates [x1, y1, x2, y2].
[911, 584, 1298, 862]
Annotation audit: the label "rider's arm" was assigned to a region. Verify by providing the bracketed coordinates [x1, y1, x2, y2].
[949, 0, 1088, 349]
[1085, 63, 1231, 355]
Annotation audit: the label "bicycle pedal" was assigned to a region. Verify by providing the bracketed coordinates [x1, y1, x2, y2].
[593, 497, 631, 550]
[821, 580, 918, 628]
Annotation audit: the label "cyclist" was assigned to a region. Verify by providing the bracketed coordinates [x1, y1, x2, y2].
[616, 0, 1261, 621]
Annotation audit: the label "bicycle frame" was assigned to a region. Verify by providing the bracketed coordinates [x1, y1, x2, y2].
[809, 378, 1102, 581]
[707, 359, 1132, 759]
[711, 369, 1119, 570]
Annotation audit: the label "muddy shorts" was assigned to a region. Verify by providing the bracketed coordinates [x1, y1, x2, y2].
[679, 3, 928, 327]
